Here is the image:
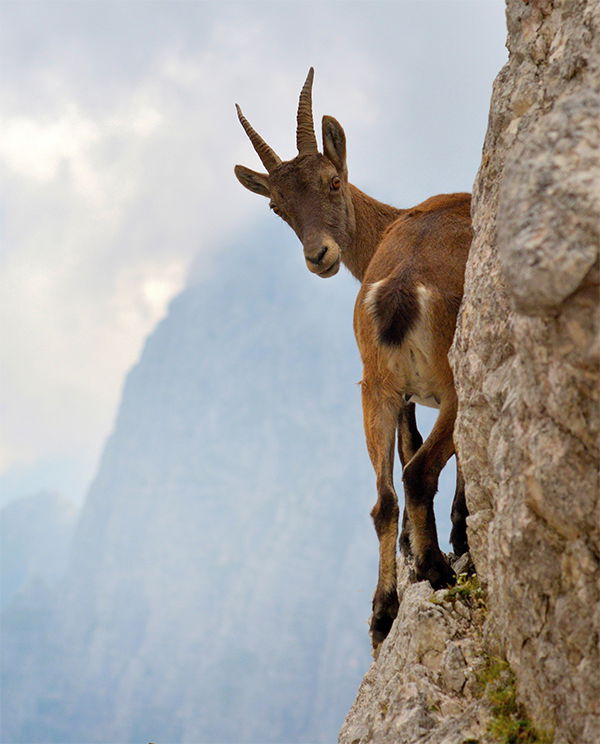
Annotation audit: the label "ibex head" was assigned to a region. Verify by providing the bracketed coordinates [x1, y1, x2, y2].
[235, 68, 355, 278]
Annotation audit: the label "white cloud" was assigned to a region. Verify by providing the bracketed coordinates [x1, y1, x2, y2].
[0, 1, 506, 502]
[0, 107, 97, 183]
[0, 93, 185, 479]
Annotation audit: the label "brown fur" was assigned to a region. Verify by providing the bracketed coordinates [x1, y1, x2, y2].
[235, 70, 472, 655]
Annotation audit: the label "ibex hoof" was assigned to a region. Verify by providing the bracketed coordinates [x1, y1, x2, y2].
[370, 589, 399, 654]
[416, 549, 456, 590]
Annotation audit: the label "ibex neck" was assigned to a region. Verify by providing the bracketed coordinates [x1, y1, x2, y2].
[343, 184, 404, 282]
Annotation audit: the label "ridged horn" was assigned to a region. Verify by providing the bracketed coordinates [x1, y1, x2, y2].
[296, 67, 318, 155]
[235, 104, 281, 172]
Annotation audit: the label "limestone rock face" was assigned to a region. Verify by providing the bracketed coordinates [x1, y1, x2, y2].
[340, 2, 599, 743]
[450, 1, 600, 742]
[339, 558, 491, 744]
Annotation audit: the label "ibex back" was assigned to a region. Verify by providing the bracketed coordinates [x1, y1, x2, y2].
[235, 68, 472, 654]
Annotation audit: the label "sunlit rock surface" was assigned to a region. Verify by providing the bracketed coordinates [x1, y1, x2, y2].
[339, 557, 491, 744]
[451, 1, 599, 741]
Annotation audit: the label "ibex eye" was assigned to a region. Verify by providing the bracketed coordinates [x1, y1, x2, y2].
[331, 176, 341, 191]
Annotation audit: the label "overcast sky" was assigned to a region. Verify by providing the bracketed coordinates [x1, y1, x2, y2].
[0, 1, 507, 506]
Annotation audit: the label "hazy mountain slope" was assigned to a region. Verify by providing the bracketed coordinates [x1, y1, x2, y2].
[0, 491, 76, 611]
[2, 223, 381, 743]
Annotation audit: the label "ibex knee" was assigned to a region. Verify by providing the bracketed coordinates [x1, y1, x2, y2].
[371, 490, 399, 538]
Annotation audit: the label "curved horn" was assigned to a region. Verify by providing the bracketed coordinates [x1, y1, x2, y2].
[296, 67, 318, 155]
[236, 104, 281, 172]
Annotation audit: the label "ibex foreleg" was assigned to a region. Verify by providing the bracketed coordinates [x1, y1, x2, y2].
[361, 381, 401, 652]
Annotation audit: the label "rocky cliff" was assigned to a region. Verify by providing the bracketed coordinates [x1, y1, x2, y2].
[341, 1, 599, 742]
[340, 556, 493, 744]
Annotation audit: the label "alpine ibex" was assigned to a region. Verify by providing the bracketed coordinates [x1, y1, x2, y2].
[235, 69, 472, 653]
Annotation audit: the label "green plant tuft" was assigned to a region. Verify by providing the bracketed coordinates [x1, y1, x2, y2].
[438, 572, 486, 609]
[477, 657, 553, 744]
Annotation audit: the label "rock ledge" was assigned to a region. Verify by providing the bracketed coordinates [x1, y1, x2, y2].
[339, 557, 491, 744]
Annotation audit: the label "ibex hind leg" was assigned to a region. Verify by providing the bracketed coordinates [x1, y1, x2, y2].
[396, 402, 422, 558]
[402, 396, 457, 589]
[450, 456, 469, 556]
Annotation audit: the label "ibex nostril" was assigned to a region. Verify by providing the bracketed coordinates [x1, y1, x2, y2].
[307, 246, 328, 266]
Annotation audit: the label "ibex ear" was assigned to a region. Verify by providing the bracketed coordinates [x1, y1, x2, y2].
[322, 116, 347, 179]
[234, 165, 271, 197]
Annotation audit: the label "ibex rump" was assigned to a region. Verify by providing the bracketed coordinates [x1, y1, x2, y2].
[235, 69, 472, 653]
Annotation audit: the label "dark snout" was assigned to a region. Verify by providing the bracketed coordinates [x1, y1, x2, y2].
[303, 238, 341, 278]
[305, 246, 328, 266]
